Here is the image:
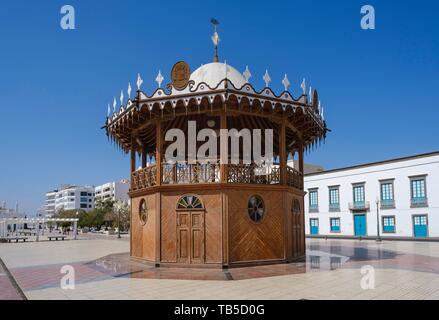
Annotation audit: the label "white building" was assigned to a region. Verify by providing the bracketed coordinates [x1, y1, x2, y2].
[304, 151, 439, 240]
[50, 185, 95, 213]
[94, 180, 130, 203]
[45, 191, 56, 217]
[0, 201, 23, 219]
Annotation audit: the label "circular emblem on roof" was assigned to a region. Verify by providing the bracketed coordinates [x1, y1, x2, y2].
[171, 61, 190, 90]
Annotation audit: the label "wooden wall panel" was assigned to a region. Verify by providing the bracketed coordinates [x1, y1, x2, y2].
[203, 193, 222, 264]
[131, 195, 156, 261]
[130, 196, 143, 259]
[228, 189, 285, 263]
[142, 194, 156, 260]
[161, 194, 178, 262]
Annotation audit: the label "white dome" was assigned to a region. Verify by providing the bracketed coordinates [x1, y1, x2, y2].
[190, 62, 246, 89]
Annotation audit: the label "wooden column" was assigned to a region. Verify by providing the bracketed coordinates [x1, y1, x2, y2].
[130, 138, 136, 174]
[298, 142, 304, 174]
[141, 145, 147, 168]
[155, 120, 162, 186]
[279, 119, 287, 185]
[220, 109, 227, 183]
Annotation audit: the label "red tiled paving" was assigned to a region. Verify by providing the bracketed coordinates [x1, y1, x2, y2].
[0, 259, 24, 300]
[10, 262, 112, 292]
[6, 239, 439, 295]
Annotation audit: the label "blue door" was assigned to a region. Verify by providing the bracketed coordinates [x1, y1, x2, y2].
[413, 215, 428, 238]
[310, 219, 319, 235]
[354, 215, 366, 236]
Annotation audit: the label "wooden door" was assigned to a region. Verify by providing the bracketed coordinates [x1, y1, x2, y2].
[177, 211, 204, 264]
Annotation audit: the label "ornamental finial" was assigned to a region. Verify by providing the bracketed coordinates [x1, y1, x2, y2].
[136, 73, 143, 90]
[211, 18, 220, 62]
[113, 97, 117, 113]
[155, 70, 164, 88]
[263, 70, 271, 87]
[282, 74, 290, 91]
[301, 78, 306, 95]
[309, 87, 312, 103]
[107, 104, 110, 117]
[243, 66, 252, 83]
[120, 90, 124, 106]
[127, 82, 132, 98]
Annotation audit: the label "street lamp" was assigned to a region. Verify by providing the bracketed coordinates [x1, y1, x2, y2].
[116, 204, 121, 239]
[375, 197, 382, 242]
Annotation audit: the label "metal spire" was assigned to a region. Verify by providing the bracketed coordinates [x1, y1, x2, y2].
[243, 66, 252, 83]
[127, 82, 132, 98]
[211, 18, 220, 62]
[136, 73, 143, 90]
[282, 74, 290, 91]
[263, 70, 271, 87]
[300, 78, 306, 95]
[155, 70, 164, 88]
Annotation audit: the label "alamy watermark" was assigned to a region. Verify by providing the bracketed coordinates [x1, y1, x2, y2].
[60, 265, 75, 290]
[60, 5, 75, 30]
[165, 121, 274, 165]
[361, 5, 376, 30]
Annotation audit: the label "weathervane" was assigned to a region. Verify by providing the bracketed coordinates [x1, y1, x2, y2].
[211, 18, 220, 62]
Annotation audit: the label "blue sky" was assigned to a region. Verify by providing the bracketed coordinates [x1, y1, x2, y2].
[0, 0, 438, 214]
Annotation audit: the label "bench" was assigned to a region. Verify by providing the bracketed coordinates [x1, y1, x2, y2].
[48, 235, 66, 241]
[6, 237, 28, 243]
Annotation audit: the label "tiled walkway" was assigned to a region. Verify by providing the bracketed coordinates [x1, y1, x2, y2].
[1, 235, 439, 300]
[0, 258, 24, 300]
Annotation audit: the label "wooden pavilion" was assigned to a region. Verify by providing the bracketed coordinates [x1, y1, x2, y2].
[104, 33, 327, 268]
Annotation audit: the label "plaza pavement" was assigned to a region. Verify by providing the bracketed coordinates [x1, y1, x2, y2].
[1, 234, 439, 300]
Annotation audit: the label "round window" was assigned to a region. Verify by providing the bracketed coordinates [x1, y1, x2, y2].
[139, 199, 148, 226]
[247, 195, 265, 223]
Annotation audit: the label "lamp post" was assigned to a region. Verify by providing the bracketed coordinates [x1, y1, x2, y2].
[117, 205, 121, 239]
[375, 197, 382, 242]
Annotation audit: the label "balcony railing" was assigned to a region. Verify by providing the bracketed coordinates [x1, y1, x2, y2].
[411, 197, 428, 208]
[287, 166, 304, 190]
[162, 162, 220, 184]
[329, 203, 340, 211]
[131, 165, 157, 192]
[309, 204, 319, 212]
[380, 198, 395, 209]
[130, 162, 304, 192]
[227, 163, 280, 185]
[349, 201, 370, 211]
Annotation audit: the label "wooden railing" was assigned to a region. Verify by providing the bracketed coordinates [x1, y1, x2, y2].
[131, 165, 157, 191]
[226, 163, 281, 185]
[161, 162, 220, 184]
[286, 166, 304, 190]
[130, 162, 303, 192]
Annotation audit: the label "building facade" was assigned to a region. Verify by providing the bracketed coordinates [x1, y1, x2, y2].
[45, 191, 56, 217]
[48, 185, 95, 214]
[304, 151, 439, 239]
[95, 180, 130, 203]
[0, 201, 22, 219]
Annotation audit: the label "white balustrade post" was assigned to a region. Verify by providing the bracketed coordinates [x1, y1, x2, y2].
[35, 221, 40, 242]
[73, 221, 78, 240]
